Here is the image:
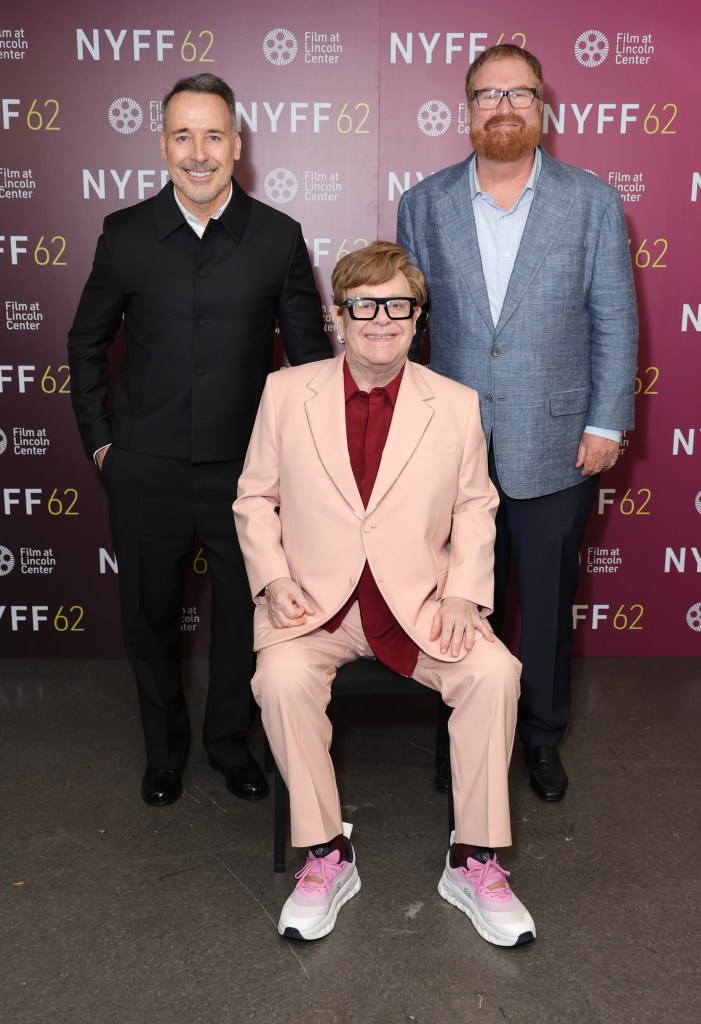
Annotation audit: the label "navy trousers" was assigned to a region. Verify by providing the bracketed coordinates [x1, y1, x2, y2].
[488, 444, 598, 748]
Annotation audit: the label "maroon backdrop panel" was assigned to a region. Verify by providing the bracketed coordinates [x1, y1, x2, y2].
[1, 0, 699, 658]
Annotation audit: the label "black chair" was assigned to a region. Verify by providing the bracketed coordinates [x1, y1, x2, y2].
[266, 657, 454, 872]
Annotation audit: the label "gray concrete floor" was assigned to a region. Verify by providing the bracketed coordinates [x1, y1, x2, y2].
[1, 657, 699, 1024]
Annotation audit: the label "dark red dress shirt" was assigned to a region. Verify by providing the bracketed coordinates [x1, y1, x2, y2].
[324, 360, 419, 676]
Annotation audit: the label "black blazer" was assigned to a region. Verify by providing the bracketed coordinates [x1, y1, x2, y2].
[68, 180, 330, 462]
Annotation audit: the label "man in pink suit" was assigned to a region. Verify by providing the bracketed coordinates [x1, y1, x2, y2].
[234, 242, 534, 948]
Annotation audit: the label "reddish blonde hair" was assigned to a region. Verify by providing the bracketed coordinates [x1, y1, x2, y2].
[332, 241, 428, 307]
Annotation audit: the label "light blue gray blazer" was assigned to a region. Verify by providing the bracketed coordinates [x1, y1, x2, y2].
[397, 148, 638, 499]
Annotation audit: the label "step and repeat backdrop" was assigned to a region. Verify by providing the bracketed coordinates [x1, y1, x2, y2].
[1, 0, 699, 657]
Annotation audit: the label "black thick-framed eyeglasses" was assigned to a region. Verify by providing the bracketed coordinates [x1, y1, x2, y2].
[470, 87, 539, 110]
[342, 296, 417, 320]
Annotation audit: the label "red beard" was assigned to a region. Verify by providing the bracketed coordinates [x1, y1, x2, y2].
[470, 113, 542, 163]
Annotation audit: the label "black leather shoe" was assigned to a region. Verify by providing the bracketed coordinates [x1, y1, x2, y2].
[208, 754, 269, 801]
[434, 756, 451, 793]
[528, 745, 568, 802]
[141, 767, 183, 807]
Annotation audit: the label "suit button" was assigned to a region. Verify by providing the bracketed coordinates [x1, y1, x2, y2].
[484, 394, 493, 402]
[195, 365, 207, 375]
[198, 269, 208, 278]
[491, 347, 501, 357]
[197, 316, 207, 327]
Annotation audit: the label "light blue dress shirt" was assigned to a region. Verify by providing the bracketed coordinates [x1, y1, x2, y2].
[470, 149, 619, 442]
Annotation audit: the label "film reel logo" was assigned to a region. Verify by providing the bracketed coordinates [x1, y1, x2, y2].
[0, 428, 7, 456]
[263, 28, 298, 66]
[687, 603, 701, 633]
[574, 30, 609, 68]
[0, 546, 15, 577]
[417, 100, 452, 137]
[264, 168, 298, 204]
[109, 97, 144, 134]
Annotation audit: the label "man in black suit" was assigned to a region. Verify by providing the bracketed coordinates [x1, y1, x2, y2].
[68, 73, 330, 807]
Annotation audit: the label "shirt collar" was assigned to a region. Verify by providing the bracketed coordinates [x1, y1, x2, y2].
[470, 146, 541, 200]
[343, 357, 405, 404]
[173, 183, 233, 232]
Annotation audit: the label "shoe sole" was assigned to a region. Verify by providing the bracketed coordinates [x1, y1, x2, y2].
[438, 870, 535, 947]
[279, 868, 361, 941]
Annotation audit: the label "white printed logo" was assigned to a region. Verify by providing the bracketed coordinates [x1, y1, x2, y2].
[108, 97, 144, 134]
[574, 30, 610, 68]
[687, 603, 701, 632]
[264, 168, 298, 204]
[0, 429, 7, 455]
[263, 28, 298, 66]
[0, 546, 15, 576]
[417, 100, 452, 137]
[695, 491, 701, 514]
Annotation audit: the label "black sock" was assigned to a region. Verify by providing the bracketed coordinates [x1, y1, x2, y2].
[310, 833, 351, 862]
[450, 843, 494, 868]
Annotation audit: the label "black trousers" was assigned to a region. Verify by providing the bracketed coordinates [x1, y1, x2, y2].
[488, 445, 598, 749]
[102, 446, 254, 771]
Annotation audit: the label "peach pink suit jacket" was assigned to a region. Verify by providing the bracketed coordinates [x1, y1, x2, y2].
[233, 353, 499, 663]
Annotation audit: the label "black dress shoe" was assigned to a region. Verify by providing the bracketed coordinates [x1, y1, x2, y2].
[434, 756, 451, 793]
[208, 754, 269, 801]
[527, 745, 568, 802]
[141, 767, 183, 807]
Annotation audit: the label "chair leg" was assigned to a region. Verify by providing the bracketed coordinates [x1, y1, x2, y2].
[434, 698, 452, 793]
[273, 767, 287, 873]
[435, 698, 451, 767]
[263, 734, 275, 773]
[433, 700, 450, 765]
[447, 771, 455, 836]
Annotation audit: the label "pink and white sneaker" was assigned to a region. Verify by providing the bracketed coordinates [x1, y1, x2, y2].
[278, 837, 360, 941]
[438, 846, 536, 947]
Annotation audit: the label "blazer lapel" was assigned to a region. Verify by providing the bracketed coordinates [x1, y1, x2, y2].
[435, 157, 493, 332]
[304, 357, 363, 514]
[366, 361, 434, 512]
[495, 149, 574, 336]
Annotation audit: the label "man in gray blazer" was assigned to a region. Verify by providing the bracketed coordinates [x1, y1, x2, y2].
[397, 44, 637, 801]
